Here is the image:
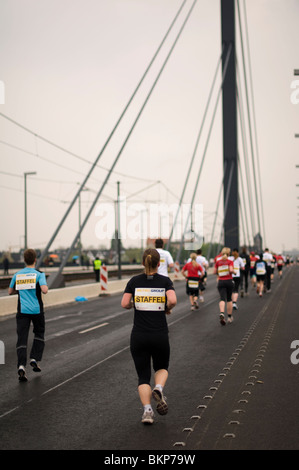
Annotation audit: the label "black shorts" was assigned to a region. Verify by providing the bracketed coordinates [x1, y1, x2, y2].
[232, 277, 240, 293]
[217, 279, 234, 302]
[130, 330, 170, 386]
[185, 277, 204, 296]
[256, 274, 265, 282]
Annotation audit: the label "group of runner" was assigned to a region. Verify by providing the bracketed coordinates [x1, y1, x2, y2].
[214, 246, 286, 326]
[180, 249, 209, 310]
[8, 239, 287, 427]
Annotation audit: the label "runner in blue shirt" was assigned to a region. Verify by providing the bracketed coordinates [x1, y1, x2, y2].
[9, 249, 48, 381]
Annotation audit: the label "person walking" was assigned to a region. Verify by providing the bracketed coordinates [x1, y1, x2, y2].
[8, 249, 48, 382]
[214, 247, 234, 325]
[121, 248, 177, 424]
[3, 256, 9, 275]
[229, 248, 245, 311]
[249, 251, 259, 288]
[254, 255, 267, 297]
[276, 253, 285, 279]
[154, 239, 174, 277]
[196, 249, 209, 301]
[240, 247, 250, 296]
[263, 248, 273, 292]
[181, 253, 204, 310]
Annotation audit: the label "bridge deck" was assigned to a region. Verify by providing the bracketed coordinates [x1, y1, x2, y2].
[0, 265, 298, 452]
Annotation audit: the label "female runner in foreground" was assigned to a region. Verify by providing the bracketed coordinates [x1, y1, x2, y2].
[121, 248, 177, 424]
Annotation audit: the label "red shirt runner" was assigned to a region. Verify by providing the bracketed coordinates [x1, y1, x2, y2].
[214, 258, 234, 280]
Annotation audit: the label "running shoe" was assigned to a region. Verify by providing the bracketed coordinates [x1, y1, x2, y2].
[194, 300, 199, 309]
[219, 313, 226, 326]
[233, 303, 238, 310]
[141, 410, 154, 424]
[227, 315, 233, 324]
[152, 387, 168, 415]
[18, 365, 28, 382]
[191, 305, 195, 311]
[30, 359, 41, 372]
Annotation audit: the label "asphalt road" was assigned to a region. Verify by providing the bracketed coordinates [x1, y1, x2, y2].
[0, 266, 299, 451]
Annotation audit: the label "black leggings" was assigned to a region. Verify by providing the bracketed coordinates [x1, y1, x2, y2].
[16, 313, 45, 368]
[217, 279, 234, 302]
[130, 330, 170, 386]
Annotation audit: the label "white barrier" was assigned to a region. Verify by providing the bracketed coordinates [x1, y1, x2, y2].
[100, 264, 108, 293]
[174, 261, 180, 280]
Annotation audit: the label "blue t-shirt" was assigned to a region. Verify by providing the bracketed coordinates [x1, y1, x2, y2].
[9, 267, 47, 314]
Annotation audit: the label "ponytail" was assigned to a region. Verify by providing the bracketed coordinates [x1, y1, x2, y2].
[190, 252, 197, 268]
[143, 248, 160, 275]
[144, 254, 152, 275]
[221, 247, 230, 261]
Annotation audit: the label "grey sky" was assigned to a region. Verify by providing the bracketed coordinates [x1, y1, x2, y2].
[0, 0, 298, 254]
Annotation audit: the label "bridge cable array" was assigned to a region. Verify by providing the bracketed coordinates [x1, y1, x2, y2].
[40, 0, 199, 284]
[0, 0, 265, 268]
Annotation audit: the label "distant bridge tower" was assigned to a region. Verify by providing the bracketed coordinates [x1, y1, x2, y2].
[221, 0, 239, 249]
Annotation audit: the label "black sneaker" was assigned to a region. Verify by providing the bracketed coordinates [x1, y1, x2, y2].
[30, 359, 41, 372]
[152, 387, 168, 415]
[18, 366, 28, 382]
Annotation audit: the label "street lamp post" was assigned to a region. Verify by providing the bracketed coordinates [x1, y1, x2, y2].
[24, 171, 37, 250]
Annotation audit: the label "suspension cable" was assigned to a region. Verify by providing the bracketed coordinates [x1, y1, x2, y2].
[48, 0, 199, 283]
[176, 42, 232, 262]
[166, 44, 225, 250]
[236, 0, 262, 243]
[242, 0, 266, 246]
[34, 0, 190, 269]
[236, 64, 256, 240]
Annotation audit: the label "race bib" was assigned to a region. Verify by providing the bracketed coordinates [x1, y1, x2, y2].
[15, 273, 37, 290]
[218, 265, 229, 277]
[134, 288, 166, 311]
[256, 263, 266, 275]
[188, 280, 199, 289]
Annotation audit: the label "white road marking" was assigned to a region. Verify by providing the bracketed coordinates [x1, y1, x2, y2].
[78, 322, 109, 334]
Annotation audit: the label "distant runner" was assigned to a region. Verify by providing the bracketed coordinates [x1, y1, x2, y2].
[276, 253, 285, 279]
[240, 247, 250, 297]
[155, 238, 174, 277]
[214, 247, 234, 325]
[250, 251, 259, 288]
[229, 248, 245, 311]
[181, 253, 204, 311]
[254, 255, 267, 297]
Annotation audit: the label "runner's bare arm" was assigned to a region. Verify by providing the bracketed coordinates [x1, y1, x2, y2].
[121, 292, 133, 309]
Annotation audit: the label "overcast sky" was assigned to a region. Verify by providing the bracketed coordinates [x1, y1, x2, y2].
[0, 0, 298, 255]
